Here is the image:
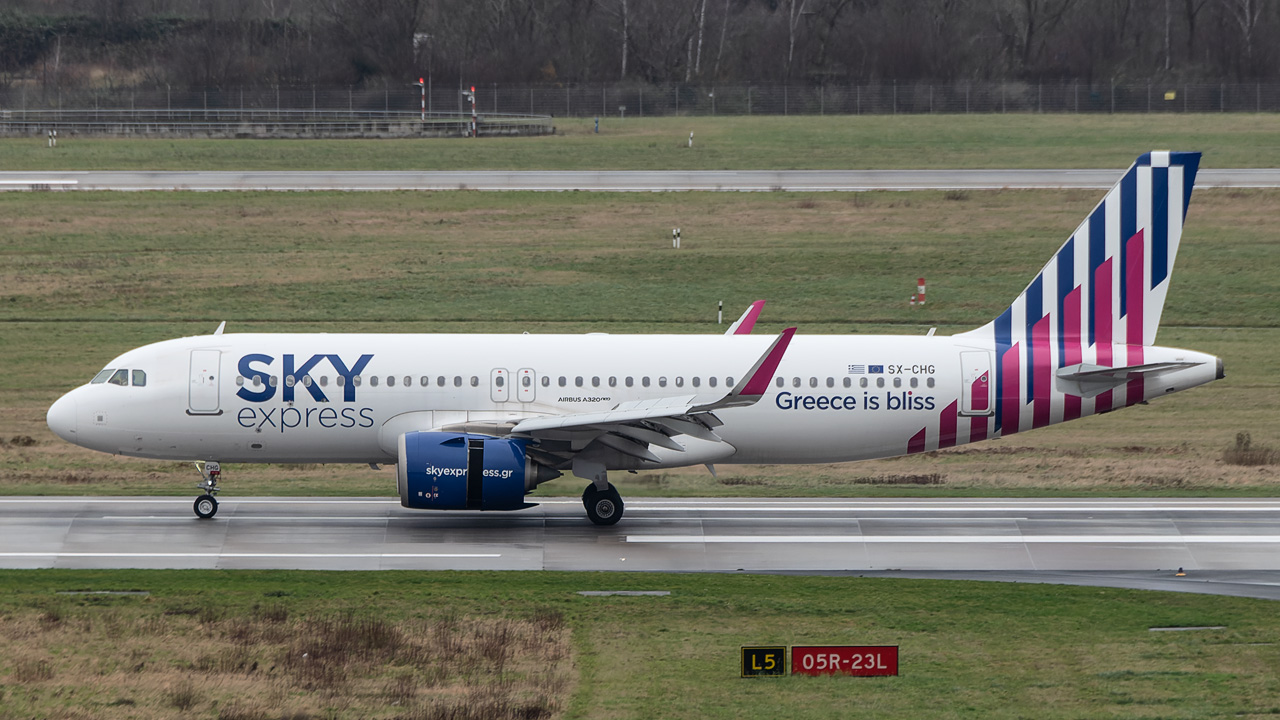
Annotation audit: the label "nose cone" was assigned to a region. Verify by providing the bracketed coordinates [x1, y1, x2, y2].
[47, 392, 79, 443]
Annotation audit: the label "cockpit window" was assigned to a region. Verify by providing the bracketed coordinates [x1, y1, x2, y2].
[108, 369, 129, 386]
[92, 369, 115, 384]
[131, 370, 147, 387]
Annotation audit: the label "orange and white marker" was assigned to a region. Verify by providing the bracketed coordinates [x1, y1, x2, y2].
[916, 277, 926, 306]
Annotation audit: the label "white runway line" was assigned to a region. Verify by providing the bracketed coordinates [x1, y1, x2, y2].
[0, 552, 502, 559]
[627, 535, 1280, 544]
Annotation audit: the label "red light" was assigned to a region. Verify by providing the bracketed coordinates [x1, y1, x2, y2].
[470, 86, 475, 92]
[419, 78, 424, 84]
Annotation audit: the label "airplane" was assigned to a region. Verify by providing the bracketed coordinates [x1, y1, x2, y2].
[46, 152, 1222, 525]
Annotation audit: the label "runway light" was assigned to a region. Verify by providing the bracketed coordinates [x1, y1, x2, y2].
[1176, 567, 1186, 576]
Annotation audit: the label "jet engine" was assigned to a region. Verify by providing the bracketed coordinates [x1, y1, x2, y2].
[396, 431, 560, 510]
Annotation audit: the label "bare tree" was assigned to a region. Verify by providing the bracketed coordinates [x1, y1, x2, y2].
[785, 0, 808, 81]
[1220, 0, 1264, 69]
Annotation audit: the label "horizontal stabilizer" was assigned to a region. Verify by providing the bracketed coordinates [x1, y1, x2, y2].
[1055, 361, 1202, 398]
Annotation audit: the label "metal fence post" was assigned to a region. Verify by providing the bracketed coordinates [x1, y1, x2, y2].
[1074, 82, 1078, 113]
[784, 85, 789, 116]
[856, 85, 860, 115]
[929, 84, 932, 113]
[1110, 80, 1114, 113]
[566, 85, 570, 116]
[965, 84, 969, 113]
[1221, 83, 1225, 112]
[1258, 82, 1261, 112]
[893, 81, 897, 114]
[1038, 82, 1041, 112]
[747, 86, 752, 115]
[1147, 83, 1151, 113]
[821, 85, 824, 115]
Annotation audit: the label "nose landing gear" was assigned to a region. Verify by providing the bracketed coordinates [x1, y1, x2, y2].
[193, 461, 221, 519]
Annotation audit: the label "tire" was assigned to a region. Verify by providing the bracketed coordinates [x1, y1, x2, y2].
[583, 483, 624, 526]
[194, 494, 218, 519]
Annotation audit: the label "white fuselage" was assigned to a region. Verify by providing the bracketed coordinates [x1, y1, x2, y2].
[46, 331, 1220, 470]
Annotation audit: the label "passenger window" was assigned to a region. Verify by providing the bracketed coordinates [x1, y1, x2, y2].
[438, 376, 446, 387]
[910, 377, 918, 388]
[236, 375, 245, 386]
[608, 377, 617, 387]
[108, 369, 129, 386]
[541, 376, 550, 387]
[302, 375, 312, 387]
[337, 376, 345, 387]
[826, 377, 834, 388]
[642, 377, 651, 387]
[927, 377, 936, 388]
[453, 376, 462, 387]
[353, 376, 361, 387]
[726, 377, 735, 388]
[470, 376, 479, 387]
[404, 376, 412, 387]
[692, 377, 700, 388]
[843, 377, 852, 388]
[860, 378, 868, 388]
[92, 369, 115, 384]
[876, 377, 884, 388]
[893, 377, 901, 388]
[675, 377, 684, 387]
[658, 377, 667, 387]
[369, 376, 379, 387]
[496, 375, 505, 388]
[591, 376, 599, 387]
[625, 377, 634, 387]
[420, 376, 428, 387]
[559, 376, 567, 387]
[386, 376, 395, 387]
[523, 376, 532, 387]
[575, 376, 583, 387]
[792, 377, 800, 388]
[809, 377, 818, 388]
[270, 376, 280, 387]
[320, 376, 329, 387]
[709, 377, 718, 388]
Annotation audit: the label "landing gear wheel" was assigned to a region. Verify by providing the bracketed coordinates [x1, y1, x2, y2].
[194, 494, 218, 519]
[583, 483, 624, 526]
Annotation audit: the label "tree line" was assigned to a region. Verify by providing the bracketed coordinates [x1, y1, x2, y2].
[0, 0, 1274, 90]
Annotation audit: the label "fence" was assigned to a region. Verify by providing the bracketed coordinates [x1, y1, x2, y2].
[2, 81, 1279, 136]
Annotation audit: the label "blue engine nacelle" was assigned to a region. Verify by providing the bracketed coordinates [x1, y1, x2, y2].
[396, 432, 559, 511]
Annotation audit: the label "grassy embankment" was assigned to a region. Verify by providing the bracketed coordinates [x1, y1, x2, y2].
[2, 114, 1280, 170]
[2, 570, 1280, 719]
[1, 188, 1276, 497]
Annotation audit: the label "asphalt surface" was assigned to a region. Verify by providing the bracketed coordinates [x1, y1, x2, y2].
[5, 496, 1280, 598]
[2, 169, 1280, 191]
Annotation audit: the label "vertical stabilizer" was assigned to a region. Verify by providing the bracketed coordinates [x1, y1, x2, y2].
[956, 151, 1202, 435]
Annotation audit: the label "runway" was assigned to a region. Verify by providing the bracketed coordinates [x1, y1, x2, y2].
[2, 169, 1280, 192]
[5, 496, 1280, 598]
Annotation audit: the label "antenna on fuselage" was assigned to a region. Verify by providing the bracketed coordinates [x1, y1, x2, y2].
[213, 321, 226, 336]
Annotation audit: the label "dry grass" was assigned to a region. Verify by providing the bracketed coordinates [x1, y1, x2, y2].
[1223, 432, 1279, 467]
[0, 602, 572, 719]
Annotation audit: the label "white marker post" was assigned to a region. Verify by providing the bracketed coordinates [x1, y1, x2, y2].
[917, 277, 926, 306]
[688, 132, 694, 148]
[416, 78, 426, 121]
[718, 301, 723, 325]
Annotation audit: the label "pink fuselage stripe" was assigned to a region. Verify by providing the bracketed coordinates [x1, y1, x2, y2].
[1031, 315, 1052, 429]
[1094, 259, 1114, 413]
[1000, 342, 1021, 436]
[1125, 231, 1145, 407]
[1063, 285, 1083, 421]
[970, 416, 988, 443]
[907, 427, 927, 454]
[938, 400, 958, 449]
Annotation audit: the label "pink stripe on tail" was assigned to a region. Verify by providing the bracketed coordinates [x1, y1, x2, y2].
[1094, 259, 1114, 413]
[1062, 285, 1083, 421]
[1125, 231, 1145, 407]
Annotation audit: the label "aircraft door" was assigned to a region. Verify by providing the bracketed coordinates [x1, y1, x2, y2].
[188, 349, 222, 415]
[490, 368, 509, 403]
[959, 351, 993, 416]
[517, 368, 536, 402]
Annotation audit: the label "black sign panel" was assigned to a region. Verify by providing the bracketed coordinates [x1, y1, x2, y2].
[741, 646, 787, 677]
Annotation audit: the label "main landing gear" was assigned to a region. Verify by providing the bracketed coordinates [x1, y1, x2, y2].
[583, 482, 624, 526]
[193, 461, 221, 519]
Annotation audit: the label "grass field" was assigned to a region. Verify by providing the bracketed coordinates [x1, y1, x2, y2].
[5, 114, 1280, 170]
[2, 570, 1279, 719]
[1, 187, 1277, 497]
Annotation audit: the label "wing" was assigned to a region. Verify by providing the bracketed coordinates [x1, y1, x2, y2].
[455, 328, 795, 476]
